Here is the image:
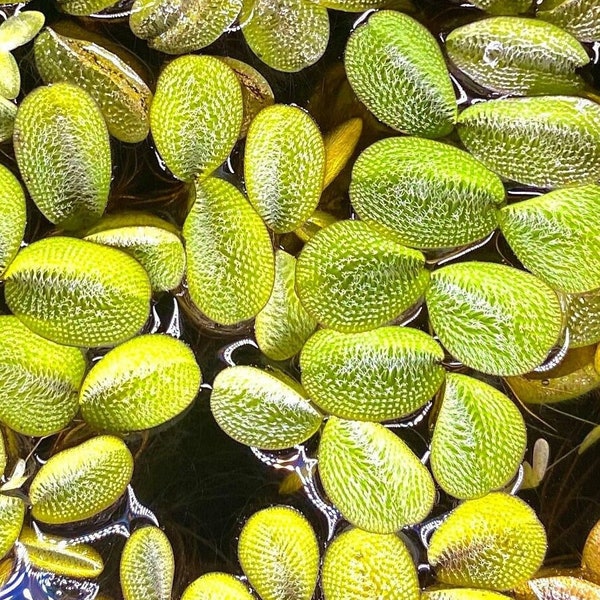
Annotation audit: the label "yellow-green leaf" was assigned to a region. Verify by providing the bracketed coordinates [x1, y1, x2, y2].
[5, 236, 151, 348]
[245, 104, 325, 233]
[14, 83, 111, 229]
[56, 0, 117, 15]
[80, 334, 201, 433]
[181, 573, 253, 600]
[150, 55, 243, 181]
[0, 164, 26, 278]
[211, 366, 322, 449]
[29, 435, 134, 524]
[514, 576, 600, 599]
[0, 316, 85, 436]
[565, 289, 600, 348]
[0, 51, 20, 100]
[538, 0, 600, 42]
[0, 11, 44, 52]
[323, 117, 362, 189]
[0, 494, 25, 560]
[428, 493, 547, 590]
[0, 96, 16, 142]
[321, 528, 419, 600]
[120, 526, 174, 600]
[318, 417, 435, 533]
[238, 506, 319, 600]
[183, 177, 274, 325]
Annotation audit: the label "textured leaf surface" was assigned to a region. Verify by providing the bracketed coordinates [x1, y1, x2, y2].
[321, 528, 419, 600]
[428, 493, 546, 590]
[296, 220, 429, 332]
[300, 326, 445, 421]
[150, 55, 243, 181]
[0, 316, 85, 436]
[0, 51, 19, 99]
[311, 0, 412, 8]
[120, 526, 174, 600]
[130, 0, 241, 54]
[498, 185, 600, 293]
[34, 28, 152, 143]
[183, 177, 274, 325]
[0, 96, 16, 142]
[19, 526, 103, 578]
[0, 494, 25, 560]
[5, 237, 151, 347]
[56, 0, 116, 15]
[446, 17, 588, 95]
[80, 334, 201, 433]
[14, 83, 111, 229]
[505, 345, 600, 404]
[211, 366, 322, 449]
[427, 261, 563, 376]
[318, 417, 435, 532]
[565, 289, 600, 348]
[471, 0, 532, 13]
[538, 0, 600, 42]
[30, 435, 134, 524]
[294, 209, 337, 242]
[422, 590, 511, 599]
[431, 373, 526, 499]
[345, 10, 457, 138]
[514, 576, 600, 599]
[181, 573, 253, 600]
[323, 117, 362, 189]
[457, 96, 600, 188]
[238, 506, 319, 600]
[245, 104, 325, 233]
[255, 250, 317, 361]
[350, 137, 504, 249]
[0, 164, 26, 278]
[219, 57, 274, 138]
[583, 518, 600, 583]
[85, 225, 185, 291]
[0, 432, 5, 478]
[240, 0, 329, 72]
[0, 11, 44, 52]
[81, 210, 180, 237]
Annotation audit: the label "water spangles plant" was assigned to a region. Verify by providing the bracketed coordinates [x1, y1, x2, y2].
[537, 0, 600, 42]
[238, 506, 319, 600]
[181, 573, 253, 600]
[300, 326, 445, 422]
[344, 10, 457, 138]
[426, 261, 563, 376]
[349, 136, 505, 249]
[14, 82, 111, 230]
[0, 164, 25, 278]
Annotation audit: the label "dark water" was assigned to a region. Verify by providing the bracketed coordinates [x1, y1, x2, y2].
[1, 1, 600, 598]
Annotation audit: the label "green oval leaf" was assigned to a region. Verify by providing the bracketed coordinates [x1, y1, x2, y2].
[427, 261, 563, 376]
[345, 10, 457, 138]
[255, 250, 317, 361]
[350, 137, 505, 249]
[130, 0, 242, 54]
[80, 334, 201, 433]
[19, 526, 104, 578]
[30, 435, 134, 524]
[85, 225, 185, 292]
[120, 526, 174, 600]
[0, 51, 20, 101]
[321, 528, 419, 600]
[300, 326, 445, 421]
[4, 236, 151, 348]
[55, 0, 117, 15]
[446, 17, 588, 96]
[428, 493, 547, 590]
[218, 57, 274, 139]
[318, 417, 435, 533]
[516, 576, 600, 599]
[150, 55, 243, 181]
[34, 28, 152, 143]
[422, 590, 512, 599]
[0, 96, 16, 142]
[538, 0, 600, 42]
[296, 220, 429, 332]
[238, 506, 319, 600]
[245, 104, 325, 233]
[498, 185, 600, 293]
[0, 316, 86, 436]
[0, 164, 26, 278]
[323, 117, 363, 189]
[211, 366, 322, 450]
[0, 495, 25, 561]
[431, 373, 527, 499]
[14, 83, 111, 230]
[183, 177, 275, 325]
[0, 11, 44, 52]
[457, 96, 600, 188]
[240, 0, 329, 72]
[181, 573, 253, 600]
[565, 289, 600, 348]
